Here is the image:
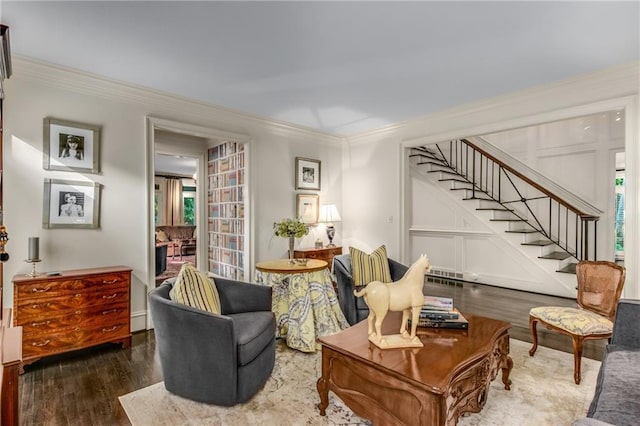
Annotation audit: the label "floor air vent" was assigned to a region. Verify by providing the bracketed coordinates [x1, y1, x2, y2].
[429, 269, 464, 280]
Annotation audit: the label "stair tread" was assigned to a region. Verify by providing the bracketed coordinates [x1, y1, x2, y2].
[439, 178, 469, 183]
[416, 160, 448, 167]
[414, 155, 445, 161]
[557, 263, 577, 274]
[539, 252, 572, 260]
[490, 218, 525, 222]
[521, 240, 554, 246]
[476, 207, 513, 212]
[428, 169, 458, 175]
[505, 229, 538, 234]
[462, 197, 494, 201]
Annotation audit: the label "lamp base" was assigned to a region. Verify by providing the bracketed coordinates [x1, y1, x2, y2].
[25, 259, 42, 278]
[325, 225, 336, 247]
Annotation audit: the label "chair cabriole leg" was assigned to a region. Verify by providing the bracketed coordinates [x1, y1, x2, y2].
[571, 335, 585, 385]
[528, 315, 539, 356]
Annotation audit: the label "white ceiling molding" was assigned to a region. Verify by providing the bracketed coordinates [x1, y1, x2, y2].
[10, 56, 343, 143]
[353, 62, 639, 145]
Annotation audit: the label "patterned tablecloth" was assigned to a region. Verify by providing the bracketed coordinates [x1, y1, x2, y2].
[255, 267, 349, 352]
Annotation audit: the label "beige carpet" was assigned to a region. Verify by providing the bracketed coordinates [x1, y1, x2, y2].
[119, 339, 600, 425]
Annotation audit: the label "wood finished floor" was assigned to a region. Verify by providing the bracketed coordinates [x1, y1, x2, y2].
[18, 277, 605, 426]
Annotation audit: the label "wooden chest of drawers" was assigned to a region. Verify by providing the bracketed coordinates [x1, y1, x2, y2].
[13, 266, 132, 368]
[292, 246, 343, 271]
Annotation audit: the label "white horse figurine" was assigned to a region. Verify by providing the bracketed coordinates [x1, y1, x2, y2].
[354, 254, 432, 348]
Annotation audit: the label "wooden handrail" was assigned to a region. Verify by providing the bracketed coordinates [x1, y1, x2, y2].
[460, 138, 598, 219]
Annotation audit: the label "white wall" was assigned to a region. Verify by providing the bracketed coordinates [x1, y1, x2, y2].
[2, 58, 341, 330]
[343, 63, 639, 299]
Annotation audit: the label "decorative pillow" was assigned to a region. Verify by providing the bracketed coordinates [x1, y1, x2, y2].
[156, 230, 170, 242]
[169, 263, 221, 314]
[350, 245, 392, 287]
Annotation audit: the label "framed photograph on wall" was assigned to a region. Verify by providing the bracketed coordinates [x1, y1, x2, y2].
[296, 193, 319, 224]
[43, 178, 101, 229]
[43, 117, 101, 173]
[295, 157, 321, 191]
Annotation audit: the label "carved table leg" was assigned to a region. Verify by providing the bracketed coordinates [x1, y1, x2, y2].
[501, 355, 513, 390]
[316, 350, 329, 416]
[316, 376, 328, 416]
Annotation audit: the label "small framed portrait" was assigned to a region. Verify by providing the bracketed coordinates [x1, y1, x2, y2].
[295, 157, 321, 191]
[43, 178, 101, 229]
[43, 117, 101, 173]
[296, 193, 319, 224]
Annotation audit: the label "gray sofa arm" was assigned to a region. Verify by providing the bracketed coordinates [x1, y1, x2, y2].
[389, 258, 409, 281]
[611, 299, 640, 348]
[215, 277, 272, 315]
[333, 255, 357, 325]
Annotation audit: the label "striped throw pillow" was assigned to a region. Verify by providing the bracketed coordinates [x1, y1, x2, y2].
[169, 263, 221, 314]
[350, 245, 392, 287]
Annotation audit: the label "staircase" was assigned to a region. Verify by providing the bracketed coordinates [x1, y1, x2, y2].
[409, 139, 602, 278]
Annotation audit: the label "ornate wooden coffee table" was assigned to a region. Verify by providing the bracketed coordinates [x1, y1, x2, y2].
[317, 311, 512, 425]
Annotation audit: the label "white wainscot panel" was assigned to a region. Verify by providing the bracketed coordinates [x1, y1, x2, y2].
[538, 119, 571, 149]
[538, 150, 597, 201]
[483, 128, 528, 156]
[411, 177, 457, 228]
[607, 110, 625, 139]
[464, 235, 551, 280]
[410, 234, 456, 272]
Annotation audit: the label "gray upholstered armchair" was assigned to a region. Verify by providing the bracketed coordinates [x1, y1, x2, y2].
[333, 253, 409, 325]
[148, 277, 276, 406]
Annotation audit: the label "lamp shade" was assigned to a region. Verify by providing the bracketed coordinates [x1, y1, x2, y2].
[318, 204, 341, 223]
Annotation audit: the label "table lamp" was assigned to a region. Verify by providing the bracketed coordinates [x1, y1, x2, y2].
[318, 204, 341, 247]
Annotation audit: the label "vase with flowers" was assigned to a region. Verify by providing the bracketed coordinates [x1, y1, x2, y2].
[274, 217, 309, 263]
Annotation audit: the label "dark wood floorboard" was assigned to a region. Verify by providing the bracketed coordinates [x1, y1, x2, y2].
[423, 277, 606, 361]
[18, 277, 604, 425]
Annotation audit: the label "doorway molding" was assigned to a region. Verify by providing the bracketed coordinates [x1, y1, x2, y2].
[145, 116, 251, 329]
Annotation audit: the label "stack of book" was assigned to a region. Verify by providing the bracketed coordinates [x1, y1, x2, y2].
[410, 296, 469, 329]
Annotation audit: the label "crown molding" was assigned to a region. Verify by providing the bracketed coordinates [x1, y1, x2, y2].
[11, 55, 343, 143]
[348, 61, 640, 143]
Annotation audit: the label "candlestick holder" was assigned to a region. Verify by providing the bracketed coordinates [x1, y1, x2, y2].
[25, 259, 42, 278]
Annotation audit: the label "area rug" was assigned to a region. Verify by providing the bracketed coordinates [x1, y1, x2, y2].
[119, 339, 600, 425]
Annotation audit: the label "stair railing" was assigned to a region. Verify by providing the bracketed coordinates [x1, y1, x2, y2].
[411, 139, 601, 261]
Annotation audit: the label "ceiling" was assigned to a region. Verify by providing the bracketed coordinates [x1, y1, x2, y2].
[2, 1, 638, 136]
[154, 153, 197, 178]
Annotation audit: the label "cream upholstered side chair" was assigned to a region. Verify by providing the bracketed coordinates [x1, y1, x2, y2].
[528, 260, 625, 384]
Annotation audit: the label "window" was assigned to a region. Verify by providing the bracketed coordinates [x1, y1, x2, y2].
[154, 182, 163, 225]
[183, 185, 196, 225]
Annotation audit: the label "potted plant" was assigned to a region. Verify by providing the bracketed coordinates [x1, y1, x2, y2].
[273, 218, 309, 263]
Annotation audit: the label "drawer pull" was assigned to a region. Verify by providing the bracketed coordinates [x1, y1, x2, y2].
[102, 293, 118, 300]
[76, 310, 82, 315]
[32, 287, 51, 293]
[102, 308, 119, 315]
[102, 326, 118, 332]
[32, 340, 51, 347]
[102, 279, 119, 284]
[31, 303, 50, 309]
[31, 320, 51, 327]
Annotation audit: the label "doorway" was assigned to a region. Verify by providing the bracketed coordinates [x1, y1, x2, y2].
[154, 152, 198, 285]
[615, 151, 625, 263]
[145, 117, 251, 330]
